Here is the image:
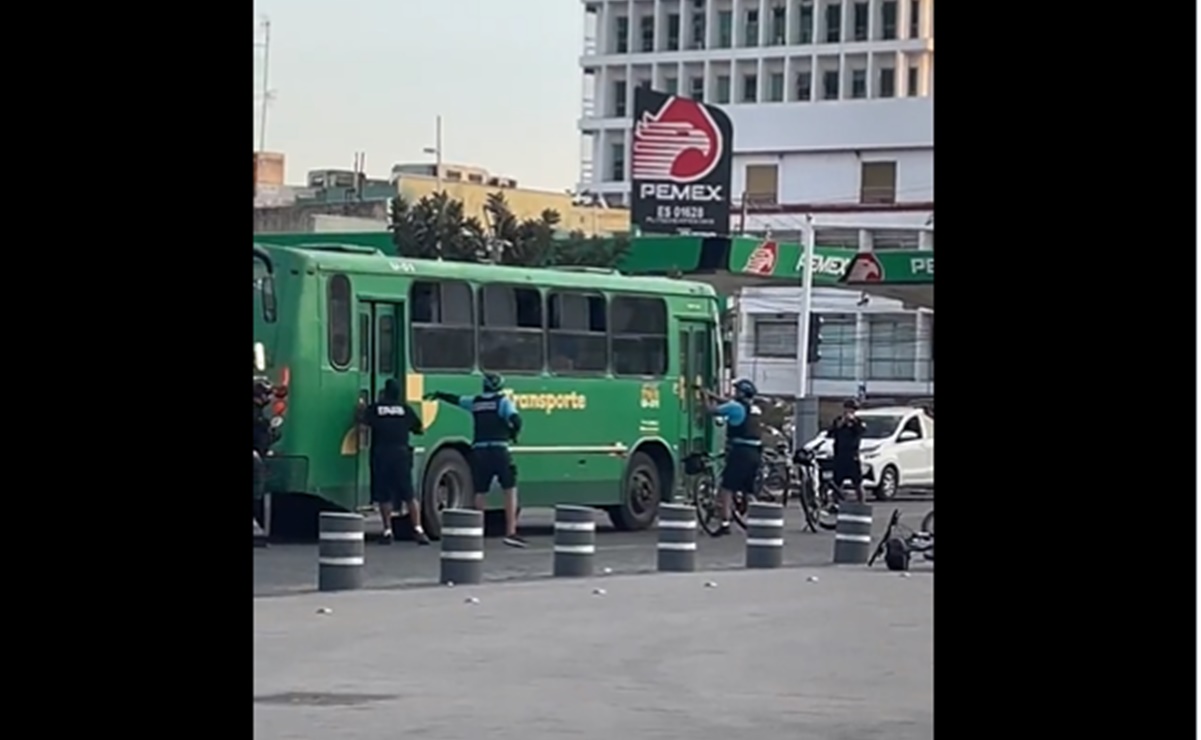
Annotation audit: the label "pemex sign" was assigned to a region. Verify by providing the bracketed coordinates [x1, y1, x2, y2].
[730, 238, 933, 284]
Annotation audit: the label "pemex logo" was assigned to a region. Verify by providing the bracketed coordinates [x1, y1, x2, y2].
[844, 253, 884, 282]
[631, 97, 724, 183]
[743, 241, 778, 275]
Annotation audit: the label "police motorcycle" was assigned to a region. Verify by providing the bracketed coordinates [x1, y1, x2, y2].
[253, 342, 284, 546]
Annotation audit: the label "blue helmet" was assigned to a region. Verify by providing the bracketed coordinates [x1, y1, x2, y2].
[732, 377, 757, 400]
[483, 372, 505, 394]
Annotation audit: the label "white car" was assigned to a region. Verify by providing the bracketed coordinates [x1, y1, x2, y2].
[804, 406, 934, 500]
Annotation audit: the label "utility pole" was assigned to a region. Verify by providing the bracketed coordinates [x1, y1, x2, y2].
[796, 214, 816, 399]
[257, 17, 271, 154]
[422, 115, 444, 192]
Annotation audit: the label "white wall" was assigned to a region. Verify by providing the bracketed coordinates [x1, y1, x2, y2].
[722, 98, 933, 153]
[731, 148, 933, 205]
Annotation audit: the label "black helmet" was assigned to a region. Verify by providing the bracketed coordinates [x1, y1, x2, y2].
[843, 398, 860, 410]
[483, 372, 505, 394]
[732, 377, 757, 399]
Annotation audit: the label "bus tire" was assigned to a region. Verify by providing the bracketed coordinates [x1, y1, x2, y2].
[421, 448, 473, 541]
[609, 451, 660, 531]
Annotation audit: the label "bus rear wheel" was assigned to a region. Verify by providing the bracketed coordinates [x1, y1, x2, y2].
[608, 452, 660, 531]
[422, 448, 473, 540]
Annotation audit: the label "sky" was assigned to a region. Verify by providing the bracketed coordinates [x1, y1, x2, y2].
[253, 0, 584, 192]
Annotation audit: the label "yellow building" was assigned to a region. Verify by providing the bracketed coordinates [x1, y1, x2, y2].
[392, 167, 629, 237]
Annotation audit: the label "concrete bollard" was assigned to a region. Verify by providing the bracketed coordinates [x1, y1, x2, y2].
[833, 501, 873, 564]
[318, 512, 365, 592]
[552, 505, 596, 577]
[657, 503, 697, 572]
[745, 501, 785, 569]
[440, 509, 484, 585]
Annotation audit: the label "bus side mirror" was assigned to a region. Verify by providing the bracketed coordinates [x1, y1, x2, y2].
[254, 342, 266, 372]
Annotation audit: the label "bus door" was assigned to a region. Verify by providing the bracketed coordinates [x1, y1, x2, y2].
[678, 321, 717, 462]
[355, 301, 408, 510]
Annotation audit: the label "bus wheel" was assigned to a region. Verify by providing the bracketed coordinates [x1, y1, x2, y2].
[422, 448, 472, 540]
[609, 452, 660, 531]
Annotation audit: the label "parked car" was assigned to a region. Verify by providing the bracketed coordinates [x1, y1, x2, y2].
[803, 406, 934, 500]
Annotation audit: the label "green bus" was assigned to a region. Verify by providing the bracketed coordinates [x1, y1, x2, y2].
[253, 243, 723, 539]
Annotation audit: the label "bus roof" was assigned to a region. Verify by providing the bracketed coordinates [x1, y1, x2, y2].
[256, 244, 720, 299]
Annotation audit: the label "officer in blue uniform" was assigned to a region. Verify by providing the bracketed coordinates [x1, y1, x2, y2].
[426, 373, 526, 548]
[701, 378, 763, 537]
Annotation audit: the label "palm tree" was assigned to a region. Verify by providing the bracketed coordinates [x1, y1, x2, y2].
[390, 193, 485, 260]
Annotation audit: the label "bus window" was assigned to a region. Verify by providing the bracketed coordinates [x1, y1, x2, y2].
[359, 313, 370, 370]
[378, 314, 395, 374]
[479, 284, 544, 373]
[327, 274, 352, 370]
[411, 280, 475, 370]
[611, 296, 668, 377]
[548, 291, 607, 374]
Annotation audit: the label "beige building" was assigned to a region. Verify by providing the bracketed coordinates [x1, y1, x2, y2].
[391, 163, 629, 236]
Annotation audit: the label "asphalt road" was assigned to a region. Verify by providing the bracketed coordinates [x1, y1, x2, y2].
[254, 498, 932, 597]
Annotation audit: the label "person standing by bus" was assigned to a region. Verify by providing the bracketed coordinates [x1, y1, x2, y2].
[358, 378, 429, 545]
[700, 378, 762, 537]
[425, 373, 526, 548]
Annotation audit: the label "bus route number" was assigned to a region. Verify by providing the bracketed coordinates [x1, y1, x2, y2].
[657, 205, 704, 221]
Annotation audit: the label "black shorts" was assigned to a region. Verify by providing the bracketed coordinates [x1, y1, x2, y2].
[472, 445, 517, 493]
[833, 457, 863, 488]
[720, 445, 762, 494]
[370, 451, 415, 505]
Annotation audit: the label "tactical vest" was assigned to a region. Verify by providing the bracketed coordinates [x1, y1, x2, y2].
[471, 393, 511, 445]
[727, 401, 762, 446]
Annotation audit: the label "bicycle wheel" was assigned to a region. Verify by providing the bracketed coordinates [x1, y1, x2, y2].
[731, 490, 751, 530]
[815, 482, 839, 530]
[693, 470, 724, 536]
[798, 472, 819, 533]
[920, 509, 934, 535]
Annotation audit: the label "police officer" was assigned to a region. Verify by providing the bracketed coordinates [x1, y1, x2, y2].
[827, 398, 867, 504]
[425, 372, 526, 548]
[701, 377, 762, 537]
[358, 378, 428, 545]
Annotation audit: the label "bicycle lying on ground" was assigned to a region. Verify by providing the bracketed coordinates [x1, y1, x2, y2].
[682, 451, 751, 535]
[867, 508, 934, 571]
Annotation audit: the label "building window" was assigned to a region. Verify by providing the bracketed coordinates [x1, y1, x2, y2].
[664, 76, 678, 95]
[909, 0, 919, 36]
[879, 67, 895, 97]
[715, 75, 731, 104]
[850, 69, 866, 98]
[612, 80, 627, 117]
[612, 296, 668, 377]
[824, 3, 841, 43]
[717, 10, 733, 47]
[744, 164, 779, 206]
[908, 66, 919, 96]
[640, 15, 654, 52]
[638, 79, 652, 91]
[667, 13, 680, 50]
[753, 315, 797, 358]
[468, 173, 484, 183]
[689, 76, 705, 98]
[771, 6, 786, 45]
[479, 285, 544, 373]
[881, 1, 897, 39]
[741, 73, 758, 103]
[615, 16, 629, 53]
[866, 315, 916, 381]
[822, 70, 839, 100]
[795, 70, 812, 100]
[691, 14, 706, 48]
[411, 280, 475, 371]
[548, 291, 608, 374]
[327, 274, 352, 370]
[799, 1, 814, 43]
[744, 9, 759, 46]
[609, 141, 625, 181]
[860, 161, 897, 204]
[768, 72, 785, 102]
[811, 314, 857, 380]
[853, 2, 868, 40]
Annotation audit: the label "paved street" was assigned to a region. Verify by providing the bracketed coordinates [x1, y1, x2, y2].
[254, 499, 931, 596]
[254, 566, 933, 740]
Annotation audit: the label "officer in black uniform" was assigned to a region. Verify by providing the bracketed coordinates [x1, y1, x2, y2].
[701, 377, 762, 537]
[358, 378, 427, 545]
[426, 372, 526, 548]
[827, 398, 867, 504]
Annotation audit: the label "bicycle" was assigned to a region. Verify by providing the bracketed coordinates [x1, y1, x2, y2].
[867, 508, 934, 571]
[682, 451, 751, 536]
[790, 447, 823, 533]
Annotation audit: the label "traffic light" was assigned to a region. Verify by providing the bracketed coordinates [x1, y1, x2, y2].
[806, 314, 823, 364]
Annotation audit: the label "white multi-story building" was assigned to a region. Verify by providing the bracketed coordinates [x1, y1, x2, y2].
[577, 0, 934, 247]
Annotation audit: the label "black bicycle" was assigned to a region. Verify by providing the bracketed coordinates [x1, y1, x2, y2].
[868, 508, 934, 570]
[683, 451, 751, 536]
